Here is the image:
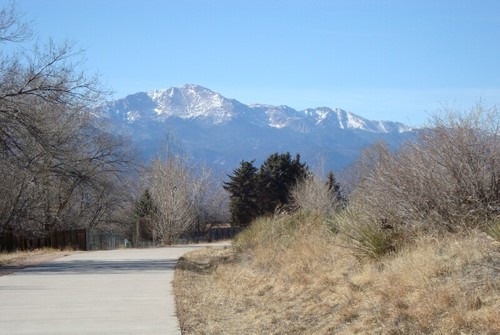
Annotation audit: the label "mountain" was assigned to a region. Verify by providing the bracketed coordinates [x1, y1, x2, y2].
[96, 84, 417, 172]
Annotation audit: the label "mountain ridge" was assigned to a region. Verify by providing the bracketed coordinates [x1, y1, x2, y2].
[100, 84, 412, 133]
[96, 84, 418, 172]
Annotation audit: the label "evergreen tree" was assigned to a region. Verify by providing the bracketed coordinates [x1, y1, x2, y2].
[224, 153, 310, 227]
[133, 189, 156, 241]
[134, 189, 155, 219]
[257, 152, 309, 214]
[223, 160, 259, 227]
[326, 171, 345, 208]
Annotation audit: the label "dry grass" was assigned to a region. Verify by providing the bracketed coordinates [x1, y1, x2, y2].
[174, 213, 500, 334]
[0, 248, 78, 276]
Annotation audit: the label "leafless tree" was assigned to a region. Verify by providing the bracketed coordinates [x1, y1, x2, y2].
[190, 165, 229, 236]
[149, 155, 197, 244]
[148, 143, 229, 244]
[291, 174, 334, 217]
[0, 3, 135, 238]
[342, 141, 391, 194]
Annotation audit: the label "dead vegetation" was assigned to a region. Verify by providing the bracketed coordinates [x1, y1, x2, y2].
[174, 105, 500, 334]
[0, 248, 78, 276]
[174, 214, 499, 334]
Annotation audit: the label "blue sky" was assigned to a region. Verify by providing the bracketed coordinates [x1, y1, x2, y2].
[12, 0, 500, 126]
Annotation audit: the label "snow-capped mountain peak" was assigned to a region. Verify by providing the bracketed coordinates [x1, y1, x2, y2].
[96, 84, 417, 171]
[144, 84, 235, 124]
[98, 84, 412, 134]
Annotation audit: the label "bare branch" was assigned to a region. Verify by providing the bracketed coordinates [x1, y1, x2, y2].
[0, 1, 32, 43]
[352, 103, 500, 231]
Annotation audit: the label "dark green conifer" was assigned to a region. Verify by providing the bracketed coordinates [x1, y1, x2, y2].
[257, 152, 309, 214]
[326, 171, 345, 208]
[134, 189, 155, 219]
[223, 160, 259, 227]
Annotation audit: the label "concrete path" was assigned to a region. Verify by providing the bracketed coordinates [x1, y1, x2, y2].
[0, 245, 218, 334]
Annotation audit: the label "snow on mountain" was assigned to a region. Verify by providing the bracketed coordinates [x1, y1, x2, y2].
[147, 84, 236, 124]
[99, 84, 412, 134]
[96, 84, 417, 171]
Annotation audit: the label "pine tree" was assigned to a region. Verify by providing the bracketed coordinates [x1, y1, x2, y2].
[223, 160, 259, 227]
[224, 153, 310, 226]
[134, 189, 155, 219]
[133, 189, 156, 241]
[326, 171, 345, 209]
[257, 152, 309, 214]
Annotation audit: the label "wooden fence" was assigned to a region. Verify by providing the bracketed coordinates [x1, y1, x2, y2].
[178, 226, 241, 244]
[208, 227, 241, 241]
[0, 226, 240, 252]
[0, 229, 87, 252]
[0, 229, 129, 252]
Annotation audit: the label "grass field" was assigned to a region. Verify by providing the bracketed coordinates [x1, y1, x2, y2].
[174, 214, 499, 335]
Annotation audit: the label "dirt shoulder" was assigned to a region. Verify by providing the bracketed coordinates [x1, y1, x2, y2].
[0, 249, 80, 277]
[173, 246, 238, 335]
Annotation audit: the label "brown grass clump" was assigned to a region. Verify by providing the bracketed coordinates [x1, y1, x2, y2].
[174, 212, 500, 334]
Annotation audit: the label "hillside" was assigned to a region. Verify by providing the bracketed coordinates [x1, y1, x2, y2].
[173, 106, 500, 334]
[174, 214, 499, 335]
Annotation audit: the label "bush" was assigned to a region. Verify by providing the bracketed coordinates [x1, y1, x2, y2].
[352, 104, 500, 233]
[291, 173, 339, 217]
[487, 219, 500, 242]
[333, 209, 397, 260]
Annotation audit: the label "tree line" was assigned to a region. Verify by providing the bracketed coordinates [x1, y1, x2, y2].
[0, 3, 347, 247]
[5, 2, 495, 251]
[131, 150, 345, 244]
[0, 3, 136, 239]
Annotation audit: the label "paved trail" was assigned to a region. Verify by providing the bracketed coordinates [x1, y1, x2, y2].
[0, 245, 215, 334]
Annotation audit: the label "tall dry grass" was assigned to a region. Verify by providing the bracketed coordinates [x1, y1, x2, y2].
[175, 212, 499, 334]
[174, 104, 500, 334]
[0, 247, 68, 266]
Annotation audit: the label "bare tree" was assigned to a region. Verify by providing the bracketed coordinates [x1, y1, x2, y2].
[190, 165, 229, 236]
[148, 141, 229, 244]
[343, 141, 391, 194]
[291, 174, 334, 217]
[0, 3, 135, 238]
[149, 155, 197, 244]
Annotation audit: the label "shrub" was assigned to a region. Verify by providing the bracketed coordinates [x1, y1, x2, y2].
[333, 209, 397, 260]
[352, 104, 500, 233]
[291, 173, 338, 217]
[487, 219, 500, 241]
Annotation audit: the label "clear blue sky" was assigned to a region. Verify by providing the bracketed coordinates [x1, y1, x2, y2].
[12, 0, 500, 126]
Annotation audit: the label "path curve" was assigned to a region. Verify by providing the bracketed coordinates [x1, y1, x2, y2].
[0, 244, 222, 334]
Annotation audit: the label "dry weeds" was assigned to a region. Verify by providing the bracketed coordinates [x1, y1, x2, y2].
[0, 248, 78, 276]
[174, 214, 499, 334]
